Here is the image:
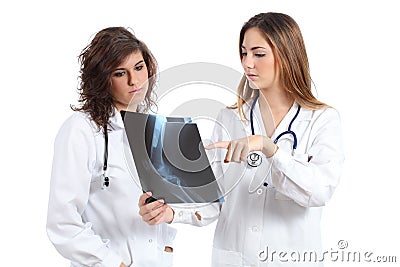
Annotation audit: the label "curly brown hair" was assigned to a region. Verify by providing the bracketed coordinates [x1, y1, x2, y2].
[72, 27, 158, 130]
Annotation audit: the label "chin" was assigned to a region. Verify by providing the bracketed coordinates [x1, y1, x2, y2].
[130, 97, 146, 107]
[248, 81, 260, 90]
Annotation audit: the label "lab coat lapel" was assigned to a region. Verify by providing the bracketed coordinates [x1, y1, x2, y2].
[109, 108, 125, 130]
[253, 101, 312, 152]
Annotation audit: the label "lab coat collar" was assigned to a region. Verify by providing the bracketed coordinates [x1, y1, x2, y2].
[246, 97, 313, 122]
[245, 97, 313, 137]
[108, 107, 125, 130]
[283, 102, 313, 122]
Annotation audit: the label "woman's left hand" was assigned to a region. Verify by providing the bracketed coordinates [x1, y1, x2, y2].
[138, 192, 174, 225]
[205, 135, 277, 162]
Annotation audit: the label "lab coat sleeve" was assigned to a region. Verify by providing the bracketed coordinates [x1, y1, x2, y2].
[171, 203, 220, 226]
[268, 108, 345, 207]
[46, 114, 122, 267]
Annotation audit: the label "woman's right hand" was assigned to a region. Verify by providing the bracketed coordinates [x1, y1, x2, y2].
[205, 135, 278, 161]
[138, 192, 174, 225]
[120, 263, 126, 267]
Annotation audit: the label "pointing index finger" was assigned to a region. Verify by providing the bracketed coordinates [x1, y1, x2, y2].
[205, 141, 230, 150]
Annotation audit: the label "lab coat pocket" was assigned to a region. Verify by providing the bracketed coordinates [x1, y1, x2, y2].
[273, 153, 311, 202]
[161, 250, 174, 267]
[293, 153, 312, 164]
[274, 191, 292, 201]
[212, 247, 243, 266]
[158, 224, 175, 267]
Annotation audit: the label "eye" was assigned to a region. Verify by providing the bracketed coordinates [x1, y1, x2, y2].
[255, 53, 266, 58]
[113, 71, 126, 77]
[135, 65, 144, 71]
[241, 52, 247, 57]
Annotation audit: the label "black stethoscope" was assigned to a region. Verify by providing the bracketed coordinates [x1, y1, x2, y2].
[102, 124, 110, 189]
[247, 93, 301, 167]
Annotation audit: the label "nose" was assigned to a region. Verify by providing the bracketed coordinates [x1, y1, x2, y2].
[128, 72, 138, 87]
[242, 55, 254, 70]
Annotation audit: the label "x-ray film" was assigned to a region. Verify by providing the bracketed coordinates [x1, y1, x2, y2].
[121, 111, 224, 204]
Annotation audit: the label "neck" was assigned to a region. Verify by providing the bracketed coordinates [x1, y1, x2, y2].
[114, 102, 138, 113]
[258, 87, 293, 112]
[257, 87, 294, 132]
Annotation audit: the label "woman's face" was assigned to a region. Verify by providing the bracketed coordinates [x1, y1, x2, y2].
[241, 27, 279, 92]
[110, 51, 149, 111]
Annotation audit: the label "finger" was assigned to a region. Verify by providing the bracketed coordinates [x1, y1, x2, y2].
[141, 204, 164, 222]
[240, 145, 250, 161]
[224, 142, 233, 163]
[148, 205, 168, 225]
[205, 141, 230, 150]
[144, 205, 166, 224]
[139, 200, 164, 216]
[138, 192, 152, 207]
[138, 199, 164, 216]
[231, 142, 245, 162]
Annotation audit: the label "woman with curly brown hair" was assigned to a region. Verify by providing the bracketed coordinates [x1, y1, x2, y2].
[46, 27, 175, 267]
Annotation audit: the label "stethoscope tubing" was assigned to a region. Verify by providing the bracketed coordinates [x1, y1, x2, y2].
[250, 93, 300, 150]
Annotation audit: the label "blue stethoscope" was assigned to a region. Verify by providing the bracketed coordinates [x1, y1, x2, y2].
[247, 93, 301, 167]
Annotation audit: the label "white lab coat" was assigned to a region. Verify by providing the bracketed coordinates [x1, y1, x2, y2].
[47, 110, 176, 267]
[173, 100, 344, 267]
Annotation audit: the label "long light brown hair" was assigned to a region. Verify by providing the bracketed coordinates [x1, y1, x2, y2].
[72, 27, 158, 130]
[232, 12, 327, 119]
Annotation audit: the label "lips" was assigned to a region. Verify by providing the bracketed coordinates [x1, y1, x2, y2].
[129, 88, 142, 94]
[246, 74, 257, 80]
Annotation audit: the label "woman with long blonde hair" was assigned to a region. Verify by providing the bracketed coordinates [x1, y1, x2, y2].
[205, 12, 345, 266]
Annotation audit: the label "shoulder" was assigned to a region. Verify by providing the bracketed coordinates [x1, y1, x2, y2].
[61, 111, 96, 130]
[55, 111, 98, 143]
[299, 104, 341, 122]
[302, 106, 343, 138]
[312, 106, 341, 123]
[216, 107, 240, 121]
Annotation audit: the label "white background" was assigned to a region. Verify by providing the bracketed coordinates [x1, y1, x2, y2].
[1, 0, 399, 266]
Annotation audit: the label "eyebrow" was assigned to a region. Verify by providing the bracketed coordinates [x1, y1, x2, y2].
[241, 45, 267, 50]
[113, 60, 144, 71]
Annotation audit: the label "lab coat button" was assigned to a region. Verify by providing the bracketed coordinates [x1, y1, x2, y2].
[256, 188, 263, 195]
[179, 211, 183, 217]
[251, 226, 259, 232]
[149, 239, 152, 243]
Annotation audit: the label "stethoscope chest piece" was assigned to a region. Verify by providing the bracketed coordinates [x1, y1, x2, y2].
[247, 152, 262, 167]
[101, 174, 110, 189]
